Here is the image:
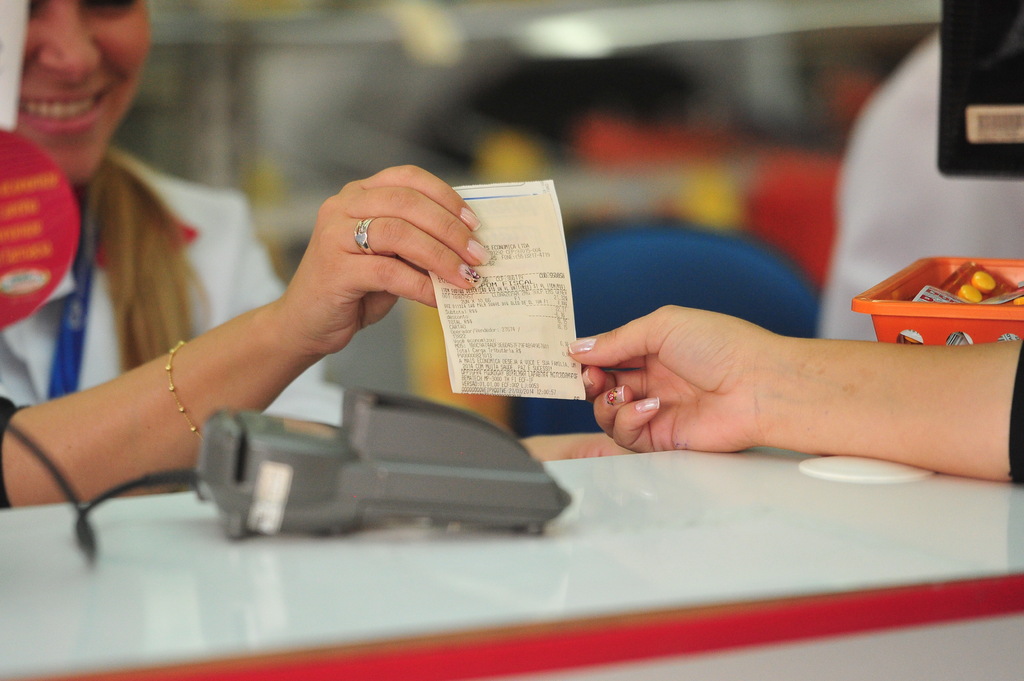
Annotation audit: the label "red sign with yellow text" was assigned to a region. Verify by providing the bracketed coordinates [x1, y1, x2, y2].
[0, 131, 78, 328]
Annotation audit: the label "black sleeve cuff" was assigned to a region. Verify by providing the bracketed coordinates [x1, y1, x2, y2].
[0, 397, 19, 508]
[1009, 343, 1024, 483]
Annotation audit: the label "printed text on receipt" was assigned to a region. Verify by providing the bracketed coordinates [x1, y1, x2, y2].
[430, 181, 586, 400]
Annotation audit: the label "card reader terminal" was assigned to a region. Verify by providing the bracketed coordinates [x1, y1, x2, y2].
[196, 388, 572, 538]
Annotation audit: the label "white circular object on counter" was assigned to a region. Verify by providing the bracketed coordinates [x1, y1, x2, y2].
[798, 456, 934, 484]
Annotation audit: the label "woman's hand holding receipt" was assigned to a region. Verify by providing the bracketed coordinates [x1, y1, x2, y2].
[278, 165, 488, 359]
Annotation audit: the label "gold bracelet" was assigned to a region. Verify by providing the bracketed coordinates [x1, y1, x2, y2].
[166, 340, 202, 440]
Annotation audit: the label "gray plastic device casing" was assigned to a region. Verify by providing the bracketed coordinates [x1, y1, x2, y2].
[195, 388, 572, 538]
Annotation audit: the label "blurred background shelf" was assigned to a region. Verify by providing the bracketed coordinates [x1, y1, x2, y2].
[134, 0, 938, 189]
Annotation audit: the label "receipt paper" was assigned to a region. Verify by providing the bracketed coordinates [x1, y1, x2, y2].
[431, 181, 586, 400]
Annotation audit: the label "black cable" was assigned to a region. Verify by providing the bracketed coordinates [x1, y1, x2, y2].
[74, 468, 197, 564]
[78, 469, 198, 515]
[6, 422, 198, 564]
[4, 422, 96, 560]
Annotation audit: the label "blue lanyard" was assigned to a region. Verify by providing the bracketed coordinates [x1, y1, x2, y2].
[48, 216, 96, 399]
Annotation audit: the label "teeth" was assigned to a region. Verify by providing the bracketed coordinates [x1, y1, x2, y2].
[21, 97, 95, 120]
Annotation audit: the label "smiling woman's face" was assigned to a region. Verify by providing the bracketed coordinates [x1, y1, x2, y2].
[18, 0, 150, 186]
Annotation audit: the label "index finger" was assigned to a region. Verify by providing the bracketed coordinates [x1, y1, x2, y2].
[359, 165, 479, 231]
[569, 307, 679, 367]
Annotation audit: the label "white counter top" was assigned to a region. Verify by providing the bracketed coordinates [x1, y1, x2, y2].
[1, 447, 1021, 679]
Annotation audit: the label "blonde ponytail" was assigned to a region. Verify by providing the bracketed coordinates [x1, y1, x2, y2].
[88, 150, 200, 371]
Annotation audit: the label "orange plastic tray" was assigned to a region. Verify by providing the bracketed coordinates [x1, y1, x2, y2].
[852, 257, 1024, 345]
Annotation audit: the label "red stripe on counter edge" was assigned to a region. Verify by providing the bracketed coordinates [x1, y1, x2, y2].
[36, 572, 1024, 681]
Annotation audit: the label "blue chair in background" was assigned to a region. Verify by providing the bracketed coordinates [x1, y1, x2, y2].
[513, 223, 820, 437]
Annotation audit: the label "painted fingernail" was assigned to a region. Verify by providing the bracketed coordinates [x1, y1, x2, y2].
[460, 263, 482, 287]
[570, 337, 596, 354]
[467, 239, 490, 265]
[582, 366, 595, 387]
[461, 207, 481, 231]
[635, 397, 660, 414]
[606, 386, 625, 406]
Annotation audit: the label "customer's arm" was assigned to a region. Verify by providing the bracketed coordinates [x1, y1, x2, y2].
[570, 306, 1017, 482]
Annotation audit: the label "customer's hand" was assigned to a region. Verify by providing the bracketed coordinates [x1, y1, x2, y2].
[569, 306, 773, 454]
[275, 165, 487, 357]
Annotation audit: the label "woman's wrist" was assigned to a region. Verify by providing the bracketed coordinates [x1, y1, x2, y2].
[251, 299, 326, 370]
[750, 335, 836, 454]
